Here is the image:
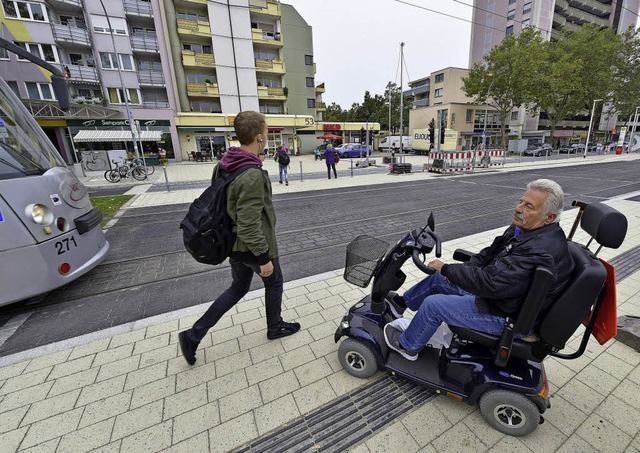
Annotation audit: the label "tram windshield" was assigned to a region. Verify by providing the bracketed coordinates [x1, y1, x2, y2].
[0, 76, 65, 181]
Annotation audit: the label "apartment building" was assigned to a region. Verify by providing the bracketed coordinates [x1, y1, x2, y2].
[0, 0, 334, 165]
[468, 0, 640, 144]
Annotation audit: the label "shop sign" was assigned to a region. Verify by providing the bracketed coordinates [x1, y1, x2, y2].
[323, 124, 341, 131]
[67, 119, 171, 127]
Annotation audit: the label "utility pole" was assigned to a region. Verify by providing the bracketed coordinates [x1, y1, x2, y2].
[436, 110, 442, 154]
[399, 42, 404, 159]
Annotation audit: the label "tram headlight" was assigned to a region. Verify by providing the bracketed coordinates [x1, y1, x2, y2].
[26, 203, 54, 226]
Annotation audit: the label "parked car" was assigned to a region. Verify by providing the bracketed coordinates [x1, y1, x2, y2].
[523, 144, 552, 157]
[336, 144, 372, 158]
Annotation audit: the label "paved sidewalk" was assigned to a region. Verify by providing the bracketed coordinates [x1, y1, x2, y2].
[0, 155, 639, 452]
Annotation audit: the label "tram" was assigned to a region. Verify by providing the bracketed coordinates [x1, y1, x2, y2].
[0, 41, 109, 307]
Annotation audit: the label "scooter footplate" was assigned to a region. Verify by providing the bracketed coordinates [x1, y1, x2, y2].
[386, 347, 443, 389]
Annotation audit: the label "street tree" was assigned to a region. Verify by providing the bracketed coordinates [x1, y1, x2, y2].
[463, 27, 545, 149]
[611, 28, 640, 123]
[533, 24, 619, 146]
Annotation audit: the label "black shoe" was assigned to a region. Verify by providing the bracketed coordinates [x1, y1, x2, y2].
[178, 330, 198, 365]
[285, 182, 288, 186]
[267, 321, 301, 340]
[385, 291, 406, 319]
[279, 181, 283, 184]
[383, 324, 418, 361]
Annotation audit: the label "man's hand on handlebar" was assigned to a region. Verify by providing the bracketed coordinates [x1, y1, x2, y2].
[428, 259, 445, 273]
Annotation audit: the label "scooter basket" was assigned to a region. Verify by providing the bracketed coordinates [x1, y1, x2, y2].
[344, 235, 389, 287]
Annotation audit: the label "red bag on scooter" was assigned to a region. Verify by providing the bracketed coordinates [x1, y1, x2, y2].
[582, 259, 617, 345]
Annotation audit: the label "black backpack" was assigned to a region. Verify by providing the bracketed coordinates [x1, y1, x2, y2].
[180, 164, 256, 265]
[278, 150, 290, 166]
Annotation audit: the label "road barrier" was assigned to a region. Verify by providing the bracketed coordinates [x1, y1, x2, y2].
[472, 149, 505, 169]
[428, 151, 473, 173]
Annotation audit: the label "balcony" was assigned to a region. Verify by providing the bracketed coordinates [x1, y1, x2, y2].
[63, 64, 99, 83]
[177, 18, 211, 38]
[47, 0, 82, 8]
[182, 50, 215, 68]
[186, 82, 219, 97]
[138, 70, 165, 86]
[257, 85, 286, 100]
[143, 100, 170, 109]
[316, 102, 326, 111]
[254, 58, 285, 74]
[251, 29, 283, 47]
[130, 34, 159, 53]
[413, 99, 430, 108]
[249, 0, 281, 16]
[51, 23, 90, 47]
[123, 0, 153, 17]
[315, 83, 325, 94]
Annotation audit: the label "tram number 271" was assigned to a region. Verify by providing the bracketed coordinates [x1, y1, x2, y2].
[55, 236, 78, 255]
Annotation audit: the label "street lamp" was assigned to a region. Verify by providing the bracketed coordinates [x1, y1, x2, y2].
[584, 99, 603, 158]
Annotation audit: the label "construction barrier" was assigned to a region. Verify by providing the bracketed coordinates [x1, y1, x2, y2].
[428, 151, 473, 173]
[472, 149, 505, 168]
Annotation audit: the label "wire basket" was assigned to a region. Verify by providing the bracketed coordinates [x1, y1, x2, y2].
[344, 235, 390, 287]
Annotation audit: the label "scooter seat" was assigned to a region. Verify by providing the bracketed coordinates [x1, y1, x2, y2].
[448, 326, 546, 362]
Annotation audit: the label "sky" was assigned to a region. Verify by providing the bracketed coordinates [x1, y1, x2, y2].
[283, 0, 474, 108]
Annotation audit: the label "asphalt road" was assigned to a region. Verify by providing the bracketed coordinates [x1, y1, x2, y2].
[1, 161, 639, 356]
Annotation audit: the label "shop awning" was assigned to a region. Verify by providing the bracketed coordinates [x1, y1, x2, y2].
[73, 130, 163, 143]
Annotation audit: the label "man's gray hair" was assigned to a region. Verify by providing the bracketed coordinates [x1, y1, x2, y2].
[527, 179, 564, 222]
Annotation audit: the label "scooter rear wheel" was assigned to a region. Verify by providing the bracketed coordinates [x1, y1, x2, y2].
[338, 339, 378, 379]
[479, 389, 540, 436]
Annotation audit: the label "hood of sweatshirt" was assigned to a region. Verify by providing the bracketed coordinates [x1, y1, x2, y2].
[219, 147, 263, 172]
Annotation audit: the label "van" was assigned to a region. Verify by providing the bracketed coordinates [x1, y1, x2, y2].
[378, 135, 412, 152]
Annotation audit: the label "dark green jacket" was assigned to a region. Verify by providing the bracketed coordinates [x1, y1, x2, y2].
[212, 165, 278, 265]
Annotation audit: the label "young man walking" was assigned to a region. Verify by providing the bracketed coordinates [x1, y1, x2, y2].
[178, 111, 300, 365]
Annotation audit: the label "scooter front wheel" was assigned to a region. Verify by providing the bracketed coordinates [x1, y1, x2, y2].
[479, 389, 540, 436]
[338, 339, 379, 379]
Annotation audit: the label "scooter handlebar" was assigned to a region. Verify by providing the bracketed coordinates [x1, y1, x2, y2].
[412, 248, 436, 275]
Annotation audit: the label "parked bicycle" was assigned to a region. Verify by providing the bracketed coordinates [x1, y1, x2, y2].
[79, 151, 108, 171]
[104, 158, 148, 183]
[130, 157, 155, 175]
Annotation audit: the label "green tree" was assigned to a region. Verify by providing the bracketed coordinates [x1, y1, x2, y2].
[534, 24, 619, 145]
[463, 27, 545, 149]
[324, 102, 348, 122]
[611, 28, 640, 123]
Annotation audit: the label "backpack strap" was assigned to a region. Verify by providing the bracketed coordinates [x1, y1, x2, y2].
[217, 164, 260, 185]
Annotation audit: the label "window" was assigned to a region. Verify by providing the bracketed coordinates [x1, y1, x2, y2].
[77, 89, 91, 98]
[256, 77, 280, 88]
[506, 25, 514, 35]
[260, 103, 283, 114]
[304, 55, 313, 65]
[254, 50, 277, 60]
[434, 88, 443, 98]
[307, 98, 316, 108]
[511, 111, 519, 121]
[507, 9, 515, 20]
[91, 14, 127, 35]
[25, 82, 55, 100]
[509, 0, 516, 3]
[2, 0, 47, 21]
[138, 60, 163, 71]
[306, 77, 314, 87]
[15, 42, 58, 62]
[100, 53, 134, 70]
[522, 18, 530, 26]
[176, 11, 207, 21]
[7, 81, 20, 97]
[0, 47, 8, 59]
[191, 101, 221, 113]
[108, 87, 141, 104]
[182, 43, 211, 54]
[434, 73, 444, 83]
[466, 109, 473, 123]
[523, 2, 531, 14]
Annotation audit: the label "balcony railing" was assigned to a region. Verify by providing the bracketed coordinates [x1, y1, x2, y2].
[138, 70, 165, 86]
[316, 102, 326, 110]
[182, 51, 216, 67]
[123, 0, 153, 17]
[143, 100, 170, 109]
[130, 34, 159, 52]
[51, 23, 90, 46]
[177, 18, 210, 36]
[62, 64, 99, 83]
[249, 0, 280, 16]
[47, 0, 81, 7]
[187, 82, 219, 96]
[254, 58, 285, 73]
[251, 29, 283, 46]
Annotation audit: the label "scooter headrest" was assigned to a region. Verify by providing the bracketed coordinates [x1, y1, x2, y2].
[580, 202, 627, 249]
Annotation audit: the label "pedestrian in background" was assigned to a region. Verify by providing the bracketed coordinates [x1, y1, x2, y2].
[178, 111, 300, 366]
[276, 144, 290, 186]
[324, 143, 338, 179]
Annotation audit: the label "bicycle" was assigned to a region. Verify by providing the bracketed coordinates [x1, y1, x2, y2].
[79, 151, 108, 171]
[104, 158, 147, 183]
[130, 157, 155, 175]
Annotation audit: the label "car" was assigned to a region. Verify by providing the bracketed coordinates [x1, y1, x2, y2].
[523, 144, 552, 157]
[336, 143, 372, 158]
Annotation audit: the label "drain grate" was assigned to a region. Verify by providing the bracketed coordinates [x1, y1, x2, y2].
[609, 244, 640, 282]
[235, 375, 436, 453]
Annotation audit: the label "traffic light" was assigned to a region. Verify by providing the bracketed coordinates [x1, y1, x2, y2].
[360, 127, 366, 143]
[428, 120, 435, 144]
[440, 126, 446, 144]
[368, 132, 373, 145]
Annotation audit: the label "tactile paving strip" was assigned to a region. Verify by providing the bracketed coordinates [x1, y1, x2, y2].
[609, 245, 640, 282]
[235, 375, 436, 453]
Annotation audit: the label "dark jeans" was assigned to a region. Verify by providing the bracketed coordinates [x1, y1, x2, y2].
[190, 257, 284, 342]
[326, 163, 337, 179]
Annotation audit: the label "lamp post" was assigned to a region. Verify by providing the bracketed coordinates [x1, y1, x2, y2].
[98, 0, 141, 161]
[584, 99, 603, 158]
[626, 106, 640, 154]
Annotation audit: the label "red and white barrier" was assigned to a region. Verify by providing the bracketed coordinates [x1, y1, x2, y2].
[428, 151, 473, 173]
[472, 149, 505, 168]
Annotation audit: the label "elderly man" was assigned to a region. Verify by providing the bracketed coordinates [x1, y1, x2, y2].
[384, 179, 574, 361]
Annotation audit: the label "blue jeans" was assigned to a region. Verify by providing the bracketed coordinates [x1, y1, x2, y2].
[279, 164, 288, 183]
[399, 273, 506, 353]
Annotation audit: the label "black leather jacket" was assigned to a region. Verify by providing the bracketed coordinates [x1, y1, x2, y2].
[442, 223, 574, 317]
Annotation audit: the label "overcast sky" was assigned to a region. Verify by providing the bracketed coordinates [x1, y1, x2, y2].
[283, 0, 474, 108]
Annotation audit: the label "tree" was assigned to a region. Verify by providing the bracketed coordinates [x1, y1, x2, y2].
[324, 102, 348, 122]
[611, 28, 640, 123]
[533, 24, 619, 145]
[463, 27, 545, 149]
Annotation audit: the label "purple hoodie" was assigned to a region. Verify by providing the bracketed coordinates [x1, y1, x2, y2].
[219, 147, 263, 173]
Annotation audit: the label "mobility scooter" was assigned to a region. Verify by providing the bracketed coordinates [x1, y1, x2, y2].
[334, 201, 627, 436]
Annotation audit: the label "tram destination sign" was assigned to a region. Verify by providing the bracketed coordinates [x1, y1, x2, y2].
[67, 119, 171, 128]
